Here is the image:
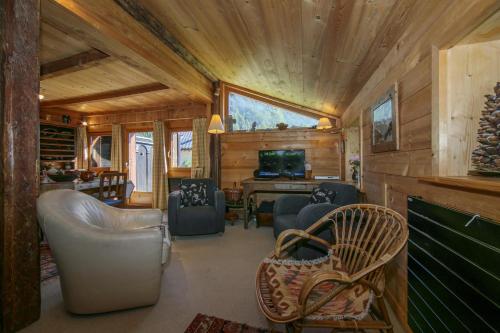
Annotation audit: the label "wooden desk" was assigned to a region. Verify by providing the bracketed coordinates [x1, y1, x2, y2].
[241, 177, 352, 229]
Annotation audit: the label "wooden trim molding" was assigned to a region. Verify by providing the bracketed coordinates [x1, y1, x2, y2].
[418, 176, 500, 195]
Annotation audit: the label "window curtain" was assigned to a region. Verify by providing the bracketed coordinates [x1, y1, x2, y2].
[75, 126, 88, 169]
[111, 124, 123, 172]
[152, 120, 169, 209]
[191, 117, 210, 178]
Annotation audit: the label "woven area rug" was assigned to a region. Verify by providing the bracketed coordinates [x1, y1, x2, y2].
[40, 243, 58, 282]
[185, 313, 273, 333]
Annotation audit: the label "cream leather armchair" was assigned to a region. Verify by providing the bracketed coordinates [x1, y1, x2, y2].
[37, 189, 171, 314]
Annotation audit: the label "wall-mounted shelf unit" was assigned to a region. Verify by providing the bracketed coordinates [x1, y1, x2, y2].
[40, 122, 76, 170]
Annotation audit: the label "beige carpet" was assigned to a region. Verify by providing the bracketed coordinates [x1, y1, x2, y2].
[21, 221, 403, 333]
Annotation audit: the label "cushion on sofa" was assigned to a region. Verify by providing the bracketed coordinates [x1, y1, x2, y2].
[180, 183, 208, 207]
[309, 187, 336, 204]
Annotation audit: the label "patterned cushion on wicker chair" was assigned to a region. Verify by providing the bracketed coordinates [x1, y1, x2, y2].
[258, 251, 383, 321]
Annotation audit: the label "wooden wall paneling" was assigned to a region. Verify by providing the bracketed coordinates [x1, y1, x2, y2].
[86, 103, 207, 128]
[443, 40, 500, 176]
[40, 108, 84, 127]
[341, 1, 500, 329]
[0, 0, 40, 331]
[41, 0, 212, 103]
[220, 129, 341, 189]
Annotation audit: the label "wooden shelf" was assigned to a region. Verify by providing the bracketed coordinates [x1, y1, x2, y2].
[40, 120, 77, 128]
[40, 159, 75, 163]
[40, 137, 74, 142]
[40, 131, 74, 137]
[39, 123, 76, 167]
[418, 176, 500, 195]
[40, 149, 75, 152]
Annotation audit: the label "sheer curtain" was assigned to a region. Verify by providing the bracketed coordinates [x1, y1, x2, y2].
[191, 117, 210, 178]
[152, 120, 168, 209]
[75, 126, 88, 169]
[111, 124, 123, 172]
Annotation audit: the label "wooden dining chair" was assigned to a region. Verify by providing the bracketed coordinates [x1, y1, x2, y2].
[98, 172, 127, 207]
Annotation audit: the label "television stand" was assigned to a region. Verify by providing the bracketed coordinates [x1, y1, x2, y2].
[240, 177, 352, 229]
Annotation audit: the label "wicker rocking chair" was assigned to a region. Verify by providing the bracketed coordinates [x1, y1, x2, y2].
[256, 204, 408, 333]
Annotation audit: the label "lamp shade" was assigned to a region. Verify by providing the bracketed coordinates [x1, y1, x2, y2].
[208, 114, 225, 134]
[317, 117, 333, 130]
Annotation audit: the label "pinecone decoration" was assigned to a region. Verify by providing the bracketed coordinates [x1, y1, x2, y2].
[471, 82, 500, 172]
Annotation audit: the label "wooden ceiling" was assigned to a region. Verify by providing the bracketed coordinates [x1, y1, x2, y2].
[137, 0, 419, 116]
[40, 0, 471, 117]
[39, 20, 193, 113]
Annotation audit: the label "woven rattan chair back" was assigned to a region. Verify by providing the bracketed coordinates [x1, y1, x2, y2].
[325, 204, 407, 289]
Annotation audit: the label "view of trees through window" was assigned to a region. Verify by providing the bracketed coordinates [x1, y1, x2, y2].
[171, 131, 192, 168]
[227, 92, 317, 131]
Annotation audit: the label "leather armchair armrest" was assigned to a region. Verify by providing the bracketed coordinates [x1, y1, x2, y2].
[53, 227, 164, 313]
[214, 190, 225, 232]
[117, 208, 163, 229]
[273, 195, 310, 218]
[168, 191, 181, 235]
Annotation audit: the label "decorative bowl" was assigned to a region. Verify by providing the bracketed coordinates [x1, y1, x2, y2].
[48, 173, 78, 182]
[79, 171, 95, 182]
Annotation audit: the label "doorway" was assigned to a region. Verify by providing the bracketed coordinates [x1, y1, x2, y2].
[128, 131, 153, 206]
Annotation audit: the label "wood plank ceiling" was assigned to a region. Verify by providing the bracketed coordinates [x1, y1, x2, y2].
[39, 0, 419, 116]
[137, 0, 417, 116]
[39, 20, 193, 113]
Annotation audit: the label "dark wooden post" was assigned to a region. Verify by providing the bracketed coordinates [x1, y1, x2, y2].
[0, 1, 41, 332]
[210, 81, 222, 188]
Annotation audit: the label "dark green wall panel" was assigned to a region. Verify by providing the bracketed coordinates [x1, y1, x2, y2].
[407, 197, 500, 333]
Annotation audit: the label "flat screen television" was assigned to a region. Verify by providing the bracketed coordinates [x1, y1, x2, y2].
[258, 149, 305, 178]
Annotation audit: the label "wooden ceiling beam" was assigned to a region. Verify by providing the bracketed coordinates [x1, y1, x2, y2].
[114, 0, 217, 83]
[40, 48, 111, 80]
[41, 82, 169, 107]
[42, 0, 213, 103]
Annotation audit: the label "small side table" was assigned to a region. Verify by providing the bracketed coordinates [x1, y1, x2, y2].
[225, 201, 245, 226]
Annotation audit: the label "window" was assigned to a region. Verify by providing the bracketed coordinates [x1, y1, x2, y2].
[227, 92, 318, 131]
[90, 135, 112, 168]
[171, 131, 192, 168]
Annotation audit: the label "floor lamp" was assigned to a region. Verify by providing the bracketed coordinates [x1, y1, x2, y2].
[208, 114, 224, 188]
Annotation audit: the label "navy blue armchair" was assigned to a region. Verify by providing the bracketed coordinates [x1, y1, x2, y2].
[273, 182, 358, 259]
[168, 179, 225, 236]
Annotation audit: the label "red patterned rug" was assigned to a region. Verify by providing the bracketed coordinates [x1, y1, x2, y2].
[185, 313, 274, 333]
[40, 243, 58, 282]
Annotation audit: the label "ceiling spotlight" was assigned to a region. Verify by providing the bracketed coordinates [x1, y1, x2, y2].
[38, 94, 45, 100]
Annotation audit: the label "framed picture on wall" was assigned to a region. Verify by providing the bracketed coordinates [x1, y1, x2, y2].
[371, 84, 399, 153]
